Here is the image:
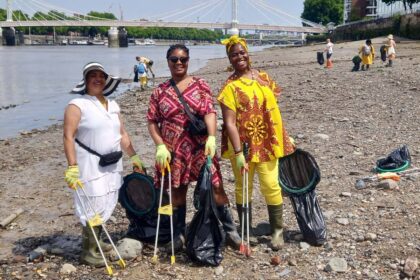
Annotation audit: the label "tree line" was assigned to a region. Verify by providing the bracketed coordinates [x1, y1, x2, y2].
[0, 9, 223, 42]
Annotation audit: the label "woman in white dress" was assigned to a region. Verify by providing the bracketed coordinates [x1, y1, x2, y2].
[64, 62, 144, 266]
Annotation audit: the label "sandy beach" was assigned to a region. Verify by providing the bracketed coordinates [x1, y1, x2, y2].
[0, 37, 419, 279]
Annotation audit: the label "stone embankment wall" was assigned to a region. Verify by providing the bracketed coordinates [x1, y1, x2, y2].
[333, 12, 420, 41]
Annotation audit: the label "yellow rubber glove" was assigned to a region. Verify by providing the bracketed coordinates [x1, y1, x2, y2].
[156, 144, 171, 169]
[64, 165, 80, 190]
[235, 152, 246, 170]
[204, 135, 216, 159]
[130, 154, 144, 172]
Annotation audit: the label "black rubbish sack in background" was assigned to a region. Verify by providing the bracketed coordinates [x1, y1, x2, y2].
[119, 172, 171, 243]
[279, 149, 327, 246]
[133, 65, 139, 82]
[317, 52, 325, 65]
[376, 145, 411, 172]
[380, 45, 387, 62]
[186, 160, 225, 266]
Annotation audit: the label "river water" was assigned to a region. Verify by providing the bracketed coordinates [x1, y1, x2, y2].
[0, 44, 265, 139]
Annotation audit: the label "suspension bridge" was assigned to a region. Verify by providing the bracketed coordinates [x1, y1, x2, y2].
[1, 0, 326, 46]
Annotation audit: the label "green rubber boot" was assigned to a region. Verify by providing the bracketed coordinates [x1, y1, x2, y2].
[95, 226, 113, 253]
[80, 226, 105, 267]
[267, 204, 284, 251]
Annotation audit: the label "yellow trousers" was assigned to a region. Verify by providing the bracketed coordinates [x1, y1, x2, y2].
[140, 76, 147, 87]
[230, 158, 282, 206]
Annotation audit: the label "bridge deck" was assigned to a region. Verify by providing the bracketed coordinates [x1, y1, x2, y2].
[0, 20, 325, 33]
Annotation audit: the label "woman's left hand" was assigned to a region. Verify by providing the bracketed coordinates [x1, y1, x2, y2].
[131, 154, 145, 173]
[205, 135, 216, 159]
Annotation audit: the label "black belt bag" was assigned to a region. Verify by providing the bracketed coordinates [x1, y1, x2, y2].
[186, 115, 207, 136]
[75, 139, 123, 167]
[170, 79, 208, 136]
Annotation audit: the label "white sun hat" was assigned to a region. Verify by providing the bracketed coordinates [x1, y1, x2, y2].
[71, 62, 121, 96]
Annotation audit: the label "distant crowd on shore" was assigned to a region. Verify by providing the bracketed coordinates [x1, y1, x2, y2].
[319, 34, 397, 71]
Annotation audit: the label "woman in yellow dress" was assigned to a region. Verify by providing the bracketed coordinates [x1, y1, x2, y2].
[217, 36, 294, 250]
[359, 39, 375, 71]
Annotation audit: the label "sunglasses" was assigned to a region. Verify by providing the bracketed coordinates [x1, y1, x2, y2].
[168, 56, 189, 64]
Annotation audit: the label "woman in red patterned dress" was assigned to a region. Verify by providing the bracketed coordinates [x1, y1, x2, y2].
[147, 44, 241, 252]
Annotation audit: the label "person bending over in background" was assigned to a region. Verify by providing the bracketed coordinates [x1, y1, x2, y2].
[359, 39, 375, 71]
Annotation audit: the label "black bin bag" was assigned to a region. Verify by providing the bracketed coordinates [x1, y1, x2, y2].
[279, 149, 327, 246]
[317, 52, 325, 65]
[119, 172, 171, 243]
[186, 160, 225, 266]
[380, 45, 387, 62]
[376, 145, 411, 172]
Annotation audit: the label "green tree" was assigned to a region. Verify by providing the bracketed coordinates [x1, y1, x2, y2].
[301, 0, 343, 25]
[382, 0, 420, 12]
[0, 8, 6, 21]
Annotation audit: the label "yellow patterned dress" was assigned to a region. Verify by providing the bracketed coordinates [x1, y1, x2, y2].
[217, 71, 294, 163]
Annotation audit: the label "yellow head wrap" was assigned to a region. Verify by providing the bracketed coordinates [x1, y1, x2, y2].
[221, 35, 248, 54]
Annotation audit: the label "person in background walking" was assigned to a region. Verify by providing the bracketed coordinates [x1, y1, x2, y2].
[64, 62, 144, 266]
[359, 39, 375, 71]
[386, 34, 396, 67]
[324, 38, 334, 68]
[135, 56, 148, 91]
[147, 44, 241, 253]
[218, 36, 295, 251]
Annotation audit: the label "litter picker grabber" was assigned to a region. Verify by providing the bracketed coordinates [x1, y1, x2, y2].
[239, 143, 251, 257]
[73, 181, 126, 276]
[152, 161, 175, 265]
[355, 167, 420, 189]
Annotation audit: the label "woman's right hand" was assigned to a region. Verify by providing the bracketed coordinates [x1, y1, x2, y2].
[64, 165, 81, 190]
[235, 152, 248, 173]
[156, 144, 171, 169]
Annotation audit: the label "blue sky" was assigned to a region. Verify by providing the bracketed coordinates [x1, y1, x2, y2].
[5, 0, 305, 26]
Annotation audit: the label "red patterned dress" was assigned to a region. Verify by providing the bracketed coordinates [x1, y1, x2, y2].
[147, 77, 222, 189]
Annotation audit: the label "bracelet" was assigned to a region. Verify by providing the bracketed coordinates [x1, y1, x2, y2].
[234, 149, 242, 156]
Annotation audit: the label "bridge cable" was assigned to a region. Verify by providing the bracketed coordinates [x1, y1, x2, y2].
[245, 0, 282, 26]
[29, 0, 86, 21]
[252, 0, 296, 26]
[175, 0, 223, 22]
[197, 0, 225, 22]
[10, 0, 31, 22]
[149, 0, 212, 21]
[157, 0, 217, 22]
[32, 0, 113, 21]
[255, 0, 323, 28]
[214, 0, 230, 23]
[15, 0, 49, 26]
[17, 0, 69, 25]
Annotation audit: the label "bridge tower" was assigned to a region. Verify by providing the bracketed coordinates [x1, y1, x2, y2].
[6, 0, 13, 21]
[1, 0, 16, 46]
[227, 0, 239, 35]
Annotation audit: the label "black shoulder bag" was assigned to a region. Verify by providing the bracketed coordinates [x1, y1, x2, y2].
[75, 139, 122, 167]
[170, 79, 208, 136]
